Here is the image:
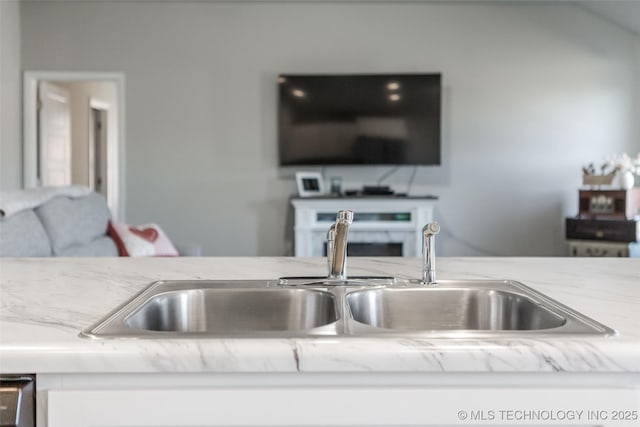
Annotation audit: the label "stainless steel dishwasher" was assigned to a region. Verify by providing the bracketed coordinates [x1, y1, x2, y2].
[0, 375, 35, 427]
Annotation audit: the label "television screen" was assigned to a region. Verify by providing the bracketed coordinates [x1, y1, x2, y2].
[278, 74, 441, 166]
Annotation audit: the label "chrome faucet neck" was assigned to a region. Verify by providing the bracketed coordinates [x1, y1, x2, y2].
[422, 221, 440, 285]
[326, 224, 336, 277]
[328, 210, 354, 280]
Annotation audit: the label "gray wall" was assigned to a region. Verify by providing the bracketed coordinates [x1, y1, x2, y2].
[1, 0, 22, 190]
[20, 1, 640, 256]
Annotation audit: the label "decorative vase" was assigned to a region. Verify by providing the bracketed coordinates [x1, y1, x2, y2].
[618, 170, 635, 190]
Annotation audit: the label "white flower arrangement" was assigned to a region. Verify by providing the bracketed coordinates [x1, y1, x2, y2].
[606, 153, 640, 176]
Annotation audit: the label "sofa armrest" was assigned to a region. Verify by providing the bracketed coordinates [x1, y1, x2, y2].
[174, 242, 202, 257]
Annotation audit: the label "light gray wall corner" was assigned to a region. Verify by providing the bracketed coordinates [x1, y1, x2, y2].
[19, 1, 640, 256]
[579, 1, 640, 36]
[636, 38, 640, 153]
[0, 0, 22, 190]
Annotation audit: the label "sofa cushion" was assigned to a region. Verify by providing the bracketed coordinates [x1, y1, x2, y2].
[0, 209, 53, 257]
[56, 236, 119, 257]
[108, 221, 179, 257]
[36, 193, 111, 255]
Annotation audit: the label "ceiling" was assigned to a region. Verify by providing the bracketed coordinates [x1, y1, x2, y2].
[19, 0, 640, 36]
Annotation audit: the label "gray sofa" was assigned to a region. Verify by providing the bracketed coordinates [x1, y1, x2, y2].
[0, 192, 199, 257]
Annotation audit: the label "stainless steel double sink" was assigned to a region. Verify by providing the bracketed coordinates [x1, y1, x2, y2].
[82, 278, 615, 338]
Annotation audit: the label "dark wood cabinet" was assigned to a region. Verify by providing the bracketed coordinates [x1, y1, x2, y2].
[578, 188, 640, 219]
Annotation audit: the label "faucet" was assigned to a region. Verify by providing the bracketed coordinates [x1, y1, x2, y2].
[422, 221, 440, 285]
[327, 210, 354, 280]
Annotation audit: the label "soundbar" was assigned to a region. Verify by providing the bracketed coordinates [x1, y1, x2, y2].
[362, 186, 395, 196]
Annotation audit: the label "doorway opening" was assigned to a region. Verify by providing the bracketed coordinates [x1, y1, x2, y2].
[24, 72, 125, 220]
[37, 81, 72, 187]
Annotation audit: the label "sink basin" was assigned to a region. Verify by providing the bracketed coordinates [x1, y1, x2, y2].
[347, 288, 564, 331]
[345, 280, 614, 335]
[82, 279, 614, 338]
[127, 288, 337, 333]
[82, 281, 338, 338]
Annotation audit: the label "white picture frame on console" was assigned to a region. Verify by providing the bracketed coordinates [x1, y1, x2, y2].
[295, 172, 325, 197]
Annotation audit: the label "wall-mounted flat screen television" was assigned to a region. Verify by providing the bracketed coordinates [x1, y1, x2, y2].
[278, 73, 441, 166]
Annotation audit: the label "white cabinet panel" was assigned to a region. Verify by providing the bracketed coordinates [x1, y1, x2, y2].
[48, 387, 640, 427]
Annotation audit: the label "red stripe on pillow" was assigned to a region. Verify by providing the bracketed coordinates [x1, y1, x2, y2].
[108, 221, 130, 256]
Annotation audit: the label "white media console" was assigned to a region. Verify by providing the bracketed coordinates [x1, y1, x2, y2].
[291, 197, 437, 257]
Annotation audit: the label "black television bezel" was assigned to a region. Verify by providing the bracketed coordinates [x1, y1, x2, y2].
[277, 72, 442, 167]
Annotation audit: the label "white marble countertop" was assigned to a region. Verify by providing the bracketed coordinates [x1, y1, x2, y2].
[0, 257, 638, 374]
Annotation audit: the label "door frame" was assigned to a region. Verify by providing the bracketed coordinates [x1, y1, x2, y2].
[23, 71, 126, 220]
[89, 97, 110, 195]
